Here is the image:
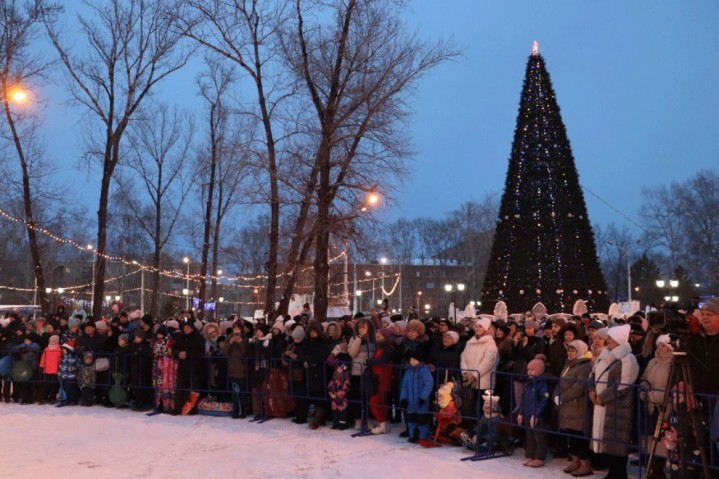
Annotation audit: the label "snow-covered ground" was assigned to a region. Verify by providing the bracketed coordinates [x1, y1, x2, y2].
[1, 404, 587, 479]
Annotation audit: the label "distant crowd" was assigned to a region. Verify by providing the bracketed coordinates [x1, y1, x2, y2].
[2, 297, 719, 479]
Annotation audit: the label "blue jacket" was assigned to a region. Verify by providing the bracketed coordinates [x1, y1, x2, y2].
[520, 375, 549, 420]
[58, 351, 79, 381]
[400, 363, 434, 413]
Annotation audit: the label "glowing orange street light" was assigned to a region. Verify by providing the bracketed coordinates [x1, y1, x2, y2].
[7, 87, 28, 103]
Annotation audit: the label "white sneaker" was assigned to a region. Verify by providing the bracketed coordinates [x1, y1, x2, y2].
[371, 422, 387, 435]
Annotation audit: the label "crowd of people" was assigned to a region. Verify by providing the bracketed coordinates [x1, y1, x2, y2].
[2, 297, 719, 479]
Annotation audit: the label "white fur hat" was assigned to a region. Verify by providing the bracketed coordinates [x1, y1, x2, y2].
[608, 324, 630, 345]
[568, 339, 589, 357]
[475, 316, 492, 331]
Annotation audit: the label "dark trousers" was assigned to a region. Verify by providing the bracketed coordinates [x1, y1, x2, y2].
[16, 380, 35, 403]
[81, 387, 95, 406]
[525, 422, 548, 460]
[562, 428, 590, 459]
[229, 377, 251, 418]
[39, 374, 59, 403]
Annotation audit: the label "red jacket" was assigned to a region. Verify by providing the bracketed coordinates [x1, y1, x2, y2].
[40, 346, 62, 375]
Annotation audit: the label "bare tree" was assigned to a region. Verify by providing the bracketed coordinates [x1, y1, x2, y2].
[43, 0, 190, 317]
[193, 57, 251, 320]
[118, 103, 194, 315]
[0, 0, 62, 312]
[175, 0, 289, 318]
[288, 0, 459, 321]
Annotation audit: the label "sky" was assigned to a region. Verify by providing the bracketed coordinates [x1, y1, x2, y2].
[38, 1, 719, 236]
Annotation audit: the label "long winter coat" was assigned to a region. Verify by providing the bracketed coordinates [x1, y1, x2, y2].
[400, 363, 434, 414]
[511, 335, 547, 381]
[460, 333, 498, 390]
[348, 320, 375, 377]
[590, 342, 640, 456]
[40, 345, 63, 375]
[223, 334, 248, 379]
[556, 354, 592, 433]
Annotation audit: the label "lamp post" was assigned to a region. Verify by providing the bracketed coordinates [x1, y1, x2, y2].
[365, 270, 375, 306]
[416, 291, 422, 312]
[182, 257, 190, 310]
[380, 257, 387, 298]
[355, 290, 362, 313]
[444, 283, 465, 323]
[424, 303, 431, 316]
[253, 287, 261, 310]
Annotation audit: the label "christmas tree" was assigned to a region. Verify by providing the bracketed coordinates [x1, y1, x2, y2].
[481, 42, 608, 314]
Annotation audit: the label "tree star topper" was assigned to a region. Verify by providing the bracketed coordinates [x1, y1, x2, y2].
[532, 40, 539, 56]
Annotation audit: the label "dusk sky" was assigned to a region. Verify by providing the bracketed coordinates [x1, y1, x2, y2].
[41, 1, 719, 236]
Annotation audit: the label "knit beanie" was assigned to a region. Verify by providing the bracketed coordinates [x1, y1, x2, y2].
[527, 358, 546, 375]
[608, 324, 630, 345]
[291, 325, 305, 342]
[378, 327, 394, 340]
[444, 331, 460, 345]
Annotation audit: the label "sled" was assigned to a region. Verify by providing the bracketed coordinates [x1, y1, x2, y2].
[181, 391, 200, 416]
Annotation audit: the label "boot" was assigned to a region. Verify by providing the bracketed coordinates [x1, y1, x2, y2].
[571, 459, 592, 477]
[564, 456, 580, 474]
[371, 422, 387, 435]
[408, 428, 420, 444]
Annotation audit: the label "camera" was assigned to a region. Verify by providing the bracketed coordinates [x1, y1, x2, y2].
[647, 309, 689, 349]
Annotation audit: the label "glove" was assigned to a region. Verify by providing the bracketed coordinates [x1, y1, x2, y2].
[400, 399, 408, 409]
[419, 398, 428, 408]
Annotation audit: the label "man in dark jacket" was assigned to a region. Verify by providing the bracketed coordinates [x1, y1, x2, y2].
[173, 318, 205, 414]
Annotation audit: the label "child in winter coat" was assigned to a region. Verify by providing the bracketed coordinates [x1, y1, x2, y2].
[78, 351, 97, 406]
[462, 391, 504, 452]
[57, 339, 79, 406]
[400, 350, 434, 443]
[38, 335, 62, 404]
[518, 358, 550, 467]
[326, 349, 352, 430]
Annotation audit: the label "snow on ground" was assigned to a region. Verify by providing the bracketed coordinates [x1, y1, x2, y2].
[1, 404, 577, 479]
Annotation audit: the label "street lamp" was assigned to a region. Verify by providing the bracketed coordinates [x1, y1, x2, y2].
[444, 283, 465, 323]
[424, 303, 431, 315]
[183, 257, 190, 310]
[365, 270, 375, 306]
[355, 290, 362, 312]
[253, 287, 261, 310]
[416, 291, 422, 312]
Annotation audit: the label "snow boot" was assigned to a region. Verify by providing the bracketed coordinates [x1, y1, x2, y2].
[564, 456, 580, 474]
[571, 459, 593, 477]
[371, 422, 387, 435]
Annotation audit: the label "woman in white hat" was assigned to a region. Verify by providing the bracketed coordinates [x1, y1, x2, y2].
[588, 324, 640, 479]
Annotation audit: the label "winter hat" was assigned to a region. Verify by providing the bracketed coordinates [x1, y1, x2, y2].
[568, 339, 589, 357]
[118, 333, 130, 344]
[85, 320, 96, 329]
[444, 331, 460, 345]
[550, 316, 567, 328]
[593, 327, 609, 340]
[408, 348, 425, 363]
[68, 317, 80, 329]
[62, 338, 76, 351]
[406, 319, 426, 337]
[608, 324, 631, 345]
[475, 316, 492, 332]
[166, 319, 180, 331]
[656, 334, 674, 350]
[524, 319, 539, 331]
[83, 351, 94, 361]
[95, 320, 108, 332]
[133, 329, 146, 340]
[378, 327, 394, 340]
[527, 358, 546, 375]
[588, 320, 605, 330]
[701, 297, 719, 315]
[141, 314, 154, 328]
[129, 310, 142, 320]
[272, 320, 285, 334]
[291, 325, 306, 342]
[156, 325, 168, 337]
[49, 335, 60, 346]
[393, 320, 407, 333]
[204, 322, 221, 339]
